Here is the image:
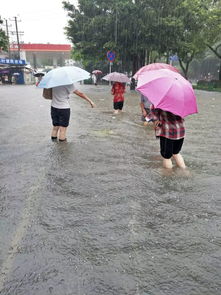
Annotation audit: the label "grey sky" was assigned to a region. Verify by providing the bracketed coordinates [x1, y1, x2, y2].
[1, 0, 78, 44]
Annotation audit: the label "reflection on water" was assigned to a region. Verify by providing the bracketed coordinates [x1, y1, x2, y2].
[0, 86, 221, 295]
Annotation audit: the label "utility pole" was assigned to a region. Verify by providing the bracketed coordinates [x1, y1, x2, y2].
[10, 16, 23, 59]
[4, 19, 11, 58]
[14, 16, 20, 59]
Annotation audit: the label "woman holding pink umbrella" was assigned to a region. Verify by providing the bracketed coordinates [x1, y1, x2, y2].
[146, 107, 186, 169]
[135, 63, 181, 127]
[136, 68, 198, 169]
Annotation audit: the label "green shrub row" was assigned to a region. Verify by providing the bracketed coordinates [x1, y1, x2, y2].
[197, 80, 221, 88]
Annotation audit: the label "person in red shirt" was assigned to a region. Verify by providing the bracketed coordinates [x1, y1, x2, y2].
[111, 82, 126, 114]
[146, 106, 186, 169]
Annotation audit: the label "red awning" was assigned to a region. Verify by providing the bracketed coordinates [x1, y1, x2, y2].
[10, 44, 71, 52]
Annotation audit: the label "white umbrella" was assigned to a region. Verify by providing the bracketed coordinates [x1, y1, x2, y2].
[38, 66, 90, 89]
[102, 72, 130, 83]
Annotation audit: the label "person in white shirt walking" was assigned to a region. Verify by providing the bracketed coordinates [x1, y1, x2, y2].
[50, 84, 95, 142]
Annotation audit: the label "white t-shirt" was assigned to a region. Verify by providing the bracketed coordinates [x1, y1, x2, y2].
[51, 84, 76, 109]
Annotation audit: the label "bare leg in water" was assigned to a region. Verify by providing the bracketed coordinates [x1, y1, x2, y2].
[59, 126, 67, 141]
[162, 158, 173, 169]
[51, 126, 67, 141]
[51, 126, 59, 139]
[162, 154, 186, 169]
[173, 153, 186, 168]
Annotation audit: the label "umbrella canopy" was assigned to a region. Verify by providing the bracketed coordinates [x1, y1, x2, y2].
[92, 70, 102, 74]
[34, 72, 45, 77]
[102, 72, 130, 83]
[133, 63, 179, 80]
[38, 66, 90, 88]
[136, 69, 198, 118]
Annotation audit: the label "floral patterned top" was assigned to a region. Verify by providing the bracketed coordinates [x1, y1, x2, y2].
[111, 82, 125, 102]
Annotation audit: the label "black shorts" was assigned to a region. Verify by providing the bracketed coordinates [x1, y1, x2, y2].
[113, 101, 124, 110]
[160, 137, 184, 159]
[51, 106, 70, 127]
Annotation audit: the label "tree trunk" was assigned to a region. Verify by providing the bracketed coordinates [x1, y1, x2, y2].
[179, 60, 191, 79]
[219, 62, 221, 81]
[166, 52, 170, 64]
[132, 55, 139, 76]
[178, 54, 194, 80]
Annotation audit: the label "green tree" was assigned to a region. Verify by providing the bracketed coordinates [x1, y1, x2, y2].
[207, 41, 221, 79]
[63, 0, 158, 74]
[204, 0, 221, 79]
[63, 0, 114, 72]
[63, 0, 221, 78]
[0, 18, 8, 51]
[169, 0, 221, 78]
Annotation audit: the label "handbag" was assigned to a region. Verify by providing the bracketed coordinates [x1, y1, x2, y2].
[42, 88, 52, 99]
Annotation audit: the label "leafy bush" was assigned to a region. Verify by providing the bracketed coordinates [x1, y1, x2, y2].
[210, 80, 221, 88]
[197, 80, 210, 87]
[84, 78, 92, 84]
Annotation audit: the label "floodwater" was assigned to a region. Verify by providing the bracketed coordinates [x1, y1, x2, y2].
[0, 84, 221, 295]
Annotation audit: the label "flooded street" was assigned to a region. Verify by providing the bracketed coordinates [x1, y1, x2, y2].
[0, 84, 221, 295]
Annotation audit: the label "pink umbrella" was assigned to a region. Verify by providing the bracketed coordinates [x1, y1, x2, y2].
[102, 72, 130, 83]
[136, 69, 198, 118]
[92, 70, 102, 74]
[133, 63, 179, 80]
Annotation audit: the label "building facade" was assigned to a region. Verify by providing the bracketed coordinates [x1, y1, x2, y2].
[10, 43, 72, 69]
[0, 43, 73, 84]
[0, 58, 33, 85]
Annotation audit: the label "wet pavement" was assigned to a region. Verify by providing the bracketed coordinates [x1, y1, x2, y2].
[0, 84, 221, 295]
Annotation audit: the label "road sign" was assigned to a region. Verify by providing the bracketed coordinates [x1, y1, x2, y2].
[107, 51, 116, 62]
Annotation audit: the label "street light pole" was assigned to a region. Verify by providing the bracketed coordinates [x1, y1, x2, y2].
[14, 16, 20, 59]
